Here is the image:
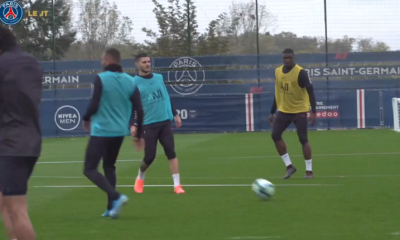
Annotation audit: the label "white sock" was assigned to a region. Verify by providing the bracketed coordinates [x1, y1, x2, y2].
[281, 153, 292, 167]
[137, 169, 145, 180]
[305, 159, 312, 171]
[172, 174, 180, 187]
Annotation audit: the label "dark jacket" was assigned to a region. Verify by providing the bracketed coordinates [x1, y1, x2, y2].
[0, 46, 43, 157]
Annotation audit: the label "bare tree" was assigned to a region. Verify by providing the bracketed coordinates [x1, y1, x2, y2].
[217, 2, 276, 37]
[210, 2, 277, 54]
[142, 0, 199, 57]
[357, 38, 390, 52]
[77, 0, 134, 59]
[9, 0, 76, 61]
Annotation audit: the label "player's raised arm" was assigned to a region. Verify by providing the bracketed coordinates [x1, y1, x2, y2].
[161, 78, 181, 128]
[130, 87, 145, 151]
[130, 87, 144, 138]
[82, 76, 103, 131]
[170, 100, 178, 116]
[269, 97, 277, 126]
[170, 100, 182, 128]
[298, 70, 317, 125]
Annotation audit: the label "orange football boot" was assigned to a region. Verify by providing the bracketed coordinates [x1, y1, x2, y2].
[134, 179, 144, 193]
[174, 185, 185, 194]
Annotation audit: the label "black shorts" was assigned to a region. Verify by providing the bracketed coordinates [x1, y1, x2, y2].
[143, 121, 176, 161]
[272, 111, 309, 144]
[0, 156, 38, 196]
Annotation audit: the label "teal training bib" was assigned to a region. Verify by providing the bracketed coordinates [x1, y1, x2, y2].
[133, 73, 173, 125]
[91, 72, 137, 136]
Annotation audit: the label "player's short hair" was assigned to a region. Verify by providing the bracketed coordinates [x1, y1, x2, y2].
[104, 48, 121, 63]
[0, 25, 18, 52]
[135, 53, 149, 62]
[282, 48, 295, 54]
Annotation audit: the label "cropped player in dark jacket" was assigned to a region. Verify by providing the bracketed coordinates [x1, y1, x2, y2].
[0, 25, 43, 240]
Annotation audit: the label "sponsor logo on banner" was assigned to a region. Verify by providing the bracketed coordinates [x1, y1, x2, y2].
[42, 75, 80, 84]
[168, 57, 205, 95]
[176, 109, 196, 120]
[308, 111, 339, 119]
[307, 101, 340, 119]
[250, 87, 263, 94]
[0, 1, 24, 25]
[54, 105, 81, 131]
[304, 67, 400, 77]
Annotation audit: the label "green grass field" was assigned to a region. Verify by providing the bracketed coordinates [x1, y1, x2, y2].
[1, 129, 400, 240]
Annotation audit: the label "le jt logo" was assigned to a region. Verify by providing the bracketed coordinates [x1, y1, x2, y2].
[0, 1, 49, 25]
[28, 10, 48, 17]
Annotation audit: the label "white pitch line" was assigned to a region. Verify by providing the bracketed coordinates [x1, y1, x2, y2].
[35, 151, 400, 164]
[226, 237, 282, 240]
[33, 184, 341, 188]
[211, 152, 400, 160]
[31, 174, 400, 180]
[39, 151, 142, 159]
[37, 159, 141, 164]
[37, 161, 85, 164]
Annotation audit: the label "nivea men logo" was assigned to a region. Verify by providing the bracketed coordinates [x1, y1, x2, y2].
[148, 89, 163, 101]
[54, 105, 81, 131]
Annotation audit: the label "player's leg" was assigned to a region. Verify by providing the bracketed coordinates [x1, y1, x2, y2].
[158, 122, 184, 194]
[0, 192, 16, 240]
[294, 113, 314, 178]
[83, 137, 128, 218]
[0, 156, 38, 240]
[102, 137, 125, 216]
[271, 112, 297, 179]
[134, 127, 158, 193]
[3, 196, 34, 240]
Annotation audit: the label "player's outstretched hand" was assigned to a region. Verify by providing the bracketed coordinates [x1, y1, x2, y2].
[268, 114, 275, 126]
[133, 138, 145, 152]
[174, 115, 182, 128]
[83, 120, 90, 132]
[309, 112, 316, 126]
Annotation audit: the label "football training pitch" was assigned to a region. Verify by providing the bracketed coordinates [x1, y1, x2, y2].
[2, 130, 400, 240]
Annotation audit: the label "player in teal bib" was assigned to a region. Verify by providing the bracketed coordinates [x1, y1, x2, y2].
[131, 53, 185, 194]
[82, 48, 144, 219]
[134, 72, 173, 125]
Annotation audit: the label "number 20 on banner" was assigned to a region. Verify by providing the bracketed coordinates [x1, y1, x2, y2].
[176, 109, 188, 120]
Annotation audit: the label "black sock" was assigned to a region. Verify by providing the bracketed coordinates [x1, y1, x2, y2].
[104, 167, 117, 210]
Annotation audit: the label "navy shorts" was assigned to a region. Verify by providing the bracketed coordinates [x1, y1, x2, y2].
[272, 111, 309, 143]
[143, 121, 176, 161]
[0, 156, 38, 196]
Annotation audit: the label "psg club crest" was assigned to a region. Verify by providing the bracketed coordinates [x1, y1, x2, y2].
[0, 1, 24, 25]
[167, 57, 205, 95]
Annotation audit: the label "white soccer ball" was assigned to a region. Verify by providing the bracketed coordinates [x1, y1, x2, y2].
[252, 179, 275, 199]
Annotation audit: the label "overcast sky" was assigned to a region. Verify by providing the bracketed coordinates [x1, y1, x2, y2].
[75, 0, 400, 50]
